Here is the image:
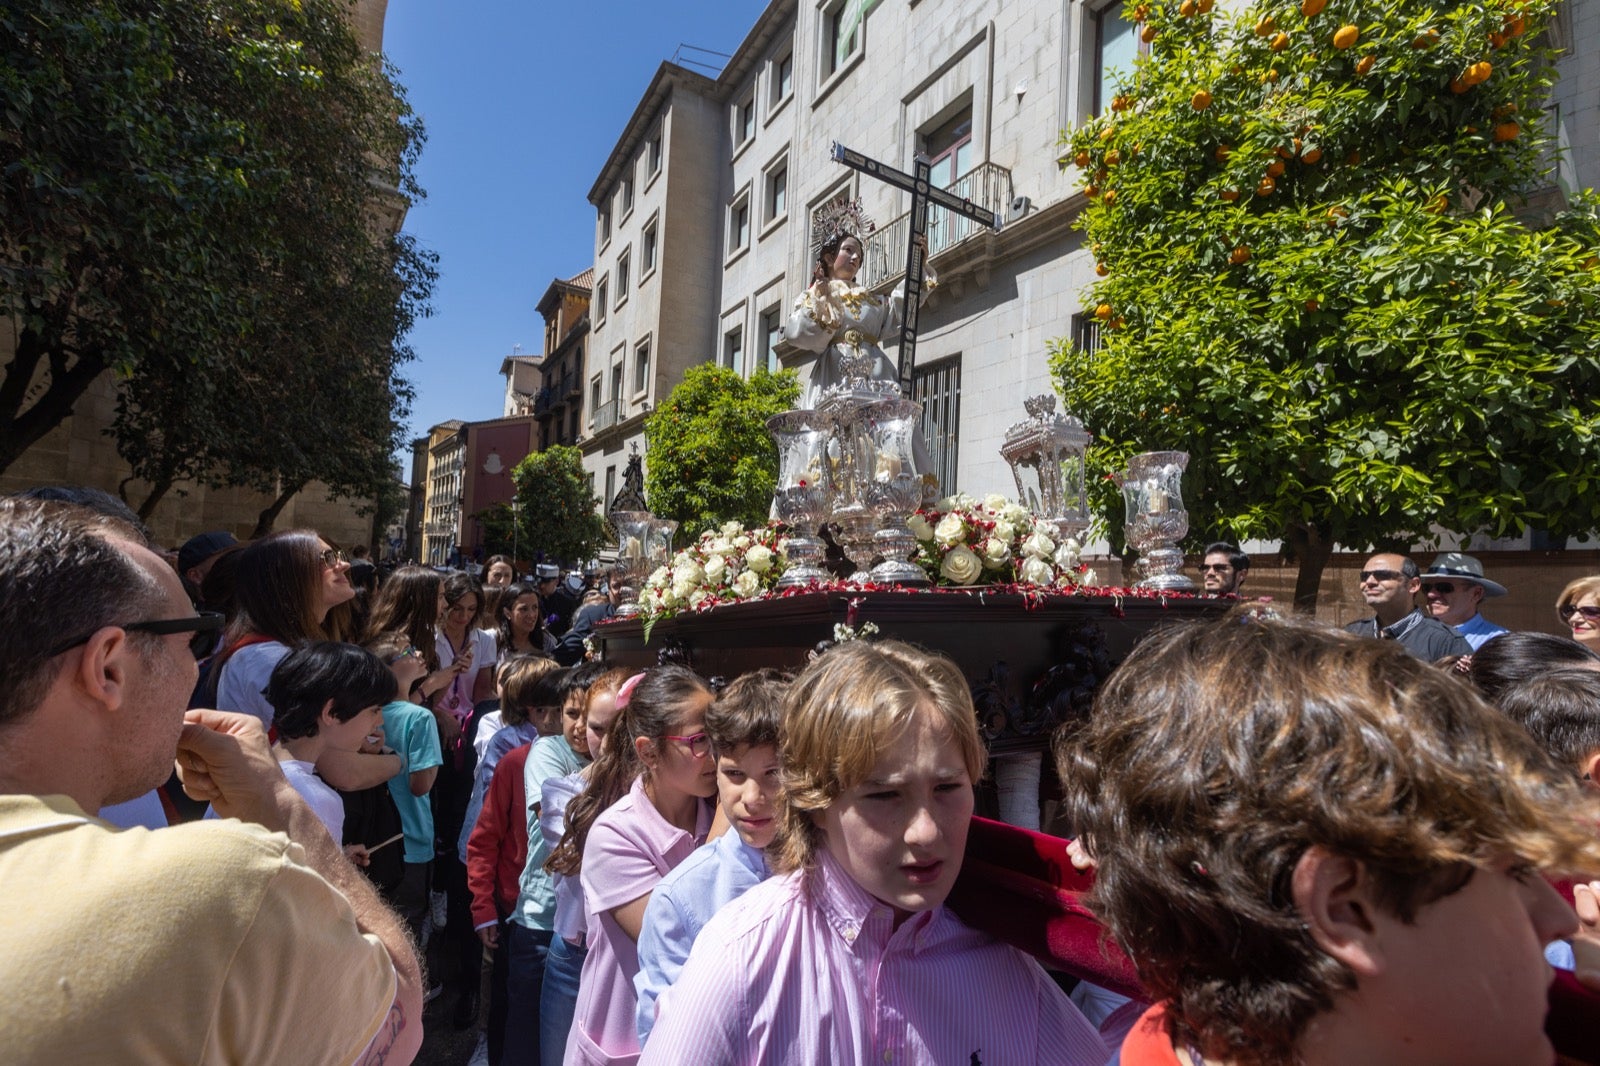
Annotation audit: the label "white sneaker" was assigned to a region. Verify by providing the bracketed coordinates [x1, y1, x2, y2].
[429, 889, 449, 929]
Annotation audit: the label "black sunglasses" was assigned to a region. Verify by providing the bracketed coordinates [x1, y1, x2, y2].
[1199, 563, 1232, 573]
[1359, 569, 1404, 583]
[1420, 581, 1459, 594]
[1559, 604, 1600, 623]
[46, 611, 225, 661]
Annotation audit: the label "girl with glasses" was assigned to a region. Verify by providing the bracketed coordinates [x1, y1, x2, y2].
[548, 665, 717, 1065]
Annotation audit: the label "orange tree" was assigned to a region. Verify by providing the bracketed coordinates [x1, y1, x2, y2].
[1051, 0, 1600, 607]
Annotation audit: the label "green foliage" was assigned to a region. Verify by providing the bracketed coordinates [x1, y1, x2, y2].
[1052, 0, 1600, 601]
[510, 445, 608, 566]
[644, 365, 801, 536]
[0, 0, 433, 491]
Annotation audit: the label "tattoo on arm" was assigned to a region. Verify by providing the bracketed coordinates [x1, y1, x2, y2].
[353, 1004, 406, 1066]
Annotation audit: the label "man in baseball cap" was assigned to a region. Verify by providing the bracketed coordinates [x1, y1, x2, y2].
[1421, 551, 1509, 651]
[177, 531, 237, 605]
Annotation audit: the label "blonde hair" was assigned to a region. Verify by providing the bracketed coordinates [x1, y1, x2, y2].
[1556, 574, 1600, 613]
[773, 640, 985, 873]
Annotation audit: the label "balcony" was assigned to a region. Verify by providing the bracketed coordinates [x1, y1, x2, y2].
[593, 398, 621, 432]
[860, 161, 1013, 291]
[533, 386, 554, 416]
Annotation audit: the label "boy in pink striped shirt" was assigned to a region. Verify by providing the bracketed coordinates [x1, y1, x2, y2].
[642, 641, 1107, 1066]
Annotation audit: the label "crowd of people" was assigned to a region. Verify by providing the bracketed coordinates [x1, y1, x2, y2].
[2, 487, 1599, 1065]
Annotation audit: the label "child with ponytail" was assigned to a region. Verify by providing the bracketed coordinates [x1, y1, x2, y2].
[550, 666, 717, 1065]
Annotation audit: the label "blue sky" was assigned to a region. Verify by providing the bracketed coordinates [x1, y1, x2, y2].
[383, 1, 770, 449]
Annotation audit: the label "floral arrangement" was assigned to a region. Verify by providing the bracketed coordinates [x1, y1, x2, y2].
[908, 493, 1095, 588]
[640, 520, 789, 631]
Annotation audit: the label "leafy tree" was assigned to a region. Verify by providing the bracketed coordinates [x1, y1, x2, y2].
[1052, 0, 1600, 607]
[0, 0, 431, 485]
[644, 365, 801, 536]
[509, 445, 608, 566]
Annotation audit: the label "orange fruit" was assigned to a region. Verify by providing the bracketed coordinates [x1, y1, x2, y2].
[1450, 77, 1469, 94]
[1346, 150, 1361, 165]
[1103, 189, 1118, 205]
[1096, 262, 1109, 276]
[1106, 149, 1122, 166]
[1413, 28, 1439, 48]
[1180, 0, 1197, 15]
[1489, 30, 1506, 48]
[1492, 103, 1518, 118]
[1111, 317, 1126, 330]
[1426, 194, 1448, 213]
[1192, 89, 1213, 110]
[1141, 23, 1156, 42]
[1493, 121, 1520, 142]
[1085, 184, 1100, 198]
[1332, 24, 1358, 49]
[1229, 246, 1251, 265]
[1215, 143, 1232, 162]
[1255, 15, 1276, 36]
[1266, 160, 1286, 178]
[1198, 0, 1214, 13]
[1100, 126, 1116, 142]
[1305, 298, 1320, 311]
[1326, 205, 1348, 224]
[1261, 68, 1281, 84]
[1220, 188, 1241, 201]
[1301, 146, 1323, 164]
[1133, 4, 1149, 20]
[1302, 0, 1326, 16]
[1074, 150, 1091, 168]
[1468, 61, 1492, 84]
[1095, 304, 1113, 321]
[1256, 176, 1277, 196]
[1355, 54, 1376, 75]
[1271, 31, 1290, 51]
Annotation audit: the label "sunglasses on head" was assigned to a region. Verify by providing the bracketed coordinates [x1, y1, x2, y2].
[46, 611, 225, 661]
[1359, 569, 1404, 583]
[1559, 604, 1600, 622]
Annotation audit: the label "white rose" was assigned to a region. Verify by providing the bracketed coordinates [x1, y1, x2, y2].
[1053, 542, 1080, 569]
[745, 544, 774, 573]
[907, 513, 934, 541]
[647, 566, 670, 587]
[689, 590, 710, 608]
[1019, 556, 1055, 585]
[937, 493, 974, 512]
[704, 554, 728, 584]
[673, 560, 704, 586]
[1002, 503, 1031, 526]
[707, 537, 734, 556]
[1022, 532, 1056, 559]
[991, 519, 1017, 543]
[721, 520, 744, 537]
[940, 544, 983, 585]
[933, 512, 967, 546]
[732, 569, 761, 598]
[733, 534, 753, 550]
[983, 493, 1010, 513]
[669, 578, 694, 602]
[776, 537, 791, 558]
[980, 536, 1011, 567]
[1073, 567, 1097, 587]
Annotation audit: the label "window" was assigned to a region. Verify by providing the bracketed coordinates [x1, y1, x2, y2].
[922, 106, 975, 251]
[911, 356, 961, 497]
[634, 340, 651, 394]
[568, 407, 580, 443]
[722, 327, 743, 375]
[617, 250, 630, 303]
[764, 159, 788, 225]
[727, 191, 751, 257]
[642, 218, 658, 275]
[611, 362, 623, 401]
[648, 131, 663, 176]
[759, 305, 783, 373]
[771, 50, 794, 105]
[590, 378, 601, 417]
[821, 0, 862, 81]
[620, 176, 634, 218]
[1071, 311, 1106, 356]
[604, 466, 617, 510]
[736, 93, 756, 146]
[1095, 1, 1141, 114]
[594, 277, 609, 321]
[599, 207, 611, 246]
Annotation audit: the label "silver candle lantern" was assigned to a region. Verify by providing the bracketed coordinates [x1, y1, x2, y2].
[863, 398, 930, 586]
[767, 410, 832, 588]
[1000, 395, 1092, 545]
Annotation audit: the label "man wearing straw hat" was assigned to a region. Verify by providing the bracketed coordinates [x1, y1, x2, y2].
[1422, 551, 1510, 651]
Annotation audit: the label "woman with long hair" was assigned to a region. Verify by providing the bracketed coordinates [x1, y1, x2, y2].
[550, 666, 716, 1065]
[496, 581, 553, 658]
[364, 565, 462, 712]
[210, 530, 355, 727]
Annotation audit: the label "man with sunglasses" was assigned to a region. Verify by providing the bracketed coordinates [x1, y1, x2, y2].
[1198, 541, 1250, 596]
[1343, 551, 1471, 660]
[1420, 551, 1510, 651]
[0, 498, 424, 1065]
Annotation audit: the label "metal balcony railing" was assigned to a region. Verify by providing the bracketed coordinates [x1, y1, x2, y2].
[861, 161, 1013, 290]
[593, 398, 621, 432]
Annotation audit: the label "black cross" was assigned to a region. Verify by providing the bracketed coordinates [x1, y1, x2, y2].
[830, 141, 1000, 392]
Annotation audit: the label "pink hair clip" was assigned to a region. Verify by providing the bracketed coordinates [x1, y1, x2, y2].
[615, 672, 647, 710]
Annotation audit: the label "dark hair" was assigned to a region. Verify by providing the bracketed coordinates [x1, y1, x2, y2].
[15, 485, 151, 546]
[228, 530, 331, 647]
[705, 668, 789, 754]
[1202, 541, 1249, 571]
[440, 571, 484, 631]
[563, 660, 609, 698]
[199, 543, 247, 620]
[363, 566, 442, 672]
[0, 498, 166, 729]
[814, 231, 862, 281]
[1492, 667, 1600, 775]
[266, 642, 394, 741]
[495, 582, 546, 654]
[1058, 612, 1600, 1066]
[484, 555, 513, 576]
[1469, 631, 1600, 705]
[547, 665, 712, 876]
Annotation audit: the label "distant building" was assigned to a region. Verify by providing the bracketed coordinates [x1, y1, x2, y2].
[423, 420, 465, 566]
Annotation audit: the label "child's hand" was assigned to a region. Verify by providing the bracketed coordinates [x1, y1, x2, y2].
[477, 924, 500, 949]
[1574, 881, 1600, 992]
[359, 727, 386, 755]
[1066, 837, 1098, 871]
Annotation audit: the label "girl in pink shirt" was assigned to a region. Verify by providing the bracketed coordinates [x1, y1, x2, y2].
[642, 641, 1108, 1066]
[548, 666, 717, 1066]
